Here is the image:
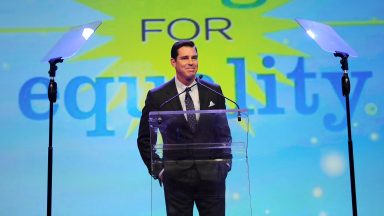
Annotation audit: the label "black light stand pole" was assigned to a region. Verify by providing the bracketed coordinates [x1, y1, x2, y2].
[334, 51, 358, 216]
[47, 57, 63, 216]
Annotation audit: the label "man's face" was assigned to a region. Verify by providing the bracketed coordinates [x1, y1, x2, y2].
[171, 46, 198, 86]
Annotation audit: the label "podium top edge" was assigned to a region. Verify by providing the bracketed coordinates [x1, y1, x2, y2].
[149, 109, 249, 115]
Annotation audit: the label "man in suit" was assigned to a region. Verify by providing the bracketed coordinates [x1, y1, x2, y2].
[137, 40, 231, 216]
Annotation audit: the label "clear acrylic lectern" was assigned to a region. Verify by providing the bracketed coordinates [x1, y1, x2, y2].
[149, 109, 251, 216]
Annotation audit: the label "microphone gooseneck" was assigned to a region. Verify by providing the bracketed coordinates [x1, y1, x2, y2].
[159, 83, 197, 109]
[195, 76, 241, 121]
[158, 74, 241, 124]
[157, 78, 199, 124]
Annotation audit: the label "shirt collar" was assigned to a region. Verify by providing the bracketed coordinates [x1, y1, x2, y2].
[175, 76, 197, 92]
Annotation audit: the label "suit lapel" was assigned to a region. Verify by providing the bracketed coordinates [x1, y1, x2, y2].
[198, 84, 210, 110]
[163, 78, 183, 111]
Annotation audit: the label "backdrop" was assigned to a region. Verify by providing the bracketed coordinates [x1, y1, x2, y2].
[1, 0, 383, 215]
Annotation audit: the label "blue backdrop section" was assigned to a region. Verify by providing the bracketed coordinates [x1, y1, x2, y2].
[0, 0, 383, 215]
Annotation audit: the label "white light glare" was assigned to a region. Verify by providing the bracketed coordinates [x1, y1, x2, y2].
[306, 30, 316, 39]
[82, 28, 95, 40]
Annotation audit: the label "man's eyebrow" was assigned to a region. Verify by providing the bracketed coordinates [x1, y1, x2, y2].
[179, 55, 198, 58]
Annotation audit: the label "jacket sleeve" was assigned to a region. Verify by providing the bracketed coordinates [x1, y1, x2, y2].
[137, 90, 163, 179]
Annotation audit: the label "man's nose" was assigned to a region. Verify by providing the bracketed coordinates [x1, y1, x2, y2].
[187, 58, 194, 64]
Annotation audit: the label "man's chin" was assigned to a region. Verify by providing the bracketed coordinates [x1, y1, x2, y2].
[187, 73, 197, 80]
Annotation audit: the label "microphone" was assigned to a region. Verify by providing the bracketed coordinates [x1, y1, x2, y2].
[195, 75, 241, 121]
[157, 79, 199, 124]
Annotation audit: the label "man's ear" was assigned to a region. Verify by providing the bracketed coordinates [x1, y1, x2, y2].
[170, 58, 176, 68]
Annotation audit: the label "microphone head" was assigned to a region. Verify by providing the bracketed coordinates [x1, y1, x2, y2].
[195, 74, 203, 81]
[195, 75, 203, 84]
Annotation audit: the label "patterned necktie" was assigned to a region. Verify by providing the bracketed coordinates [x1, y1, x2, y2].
[185, 88, 197, 132]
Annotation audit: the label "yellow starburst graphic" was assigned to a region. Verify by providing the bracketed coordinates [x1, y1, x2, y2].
[2, 1, 380, 137]
[74, 0, 306, 136]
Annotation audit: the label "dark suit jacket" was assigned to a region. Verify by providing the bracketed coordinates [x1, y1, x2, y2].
[137, 78, 232, 182]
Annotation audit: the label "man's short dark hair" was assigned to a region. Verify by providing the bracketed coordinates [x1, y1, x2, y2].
[171, 40, 198, 59]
